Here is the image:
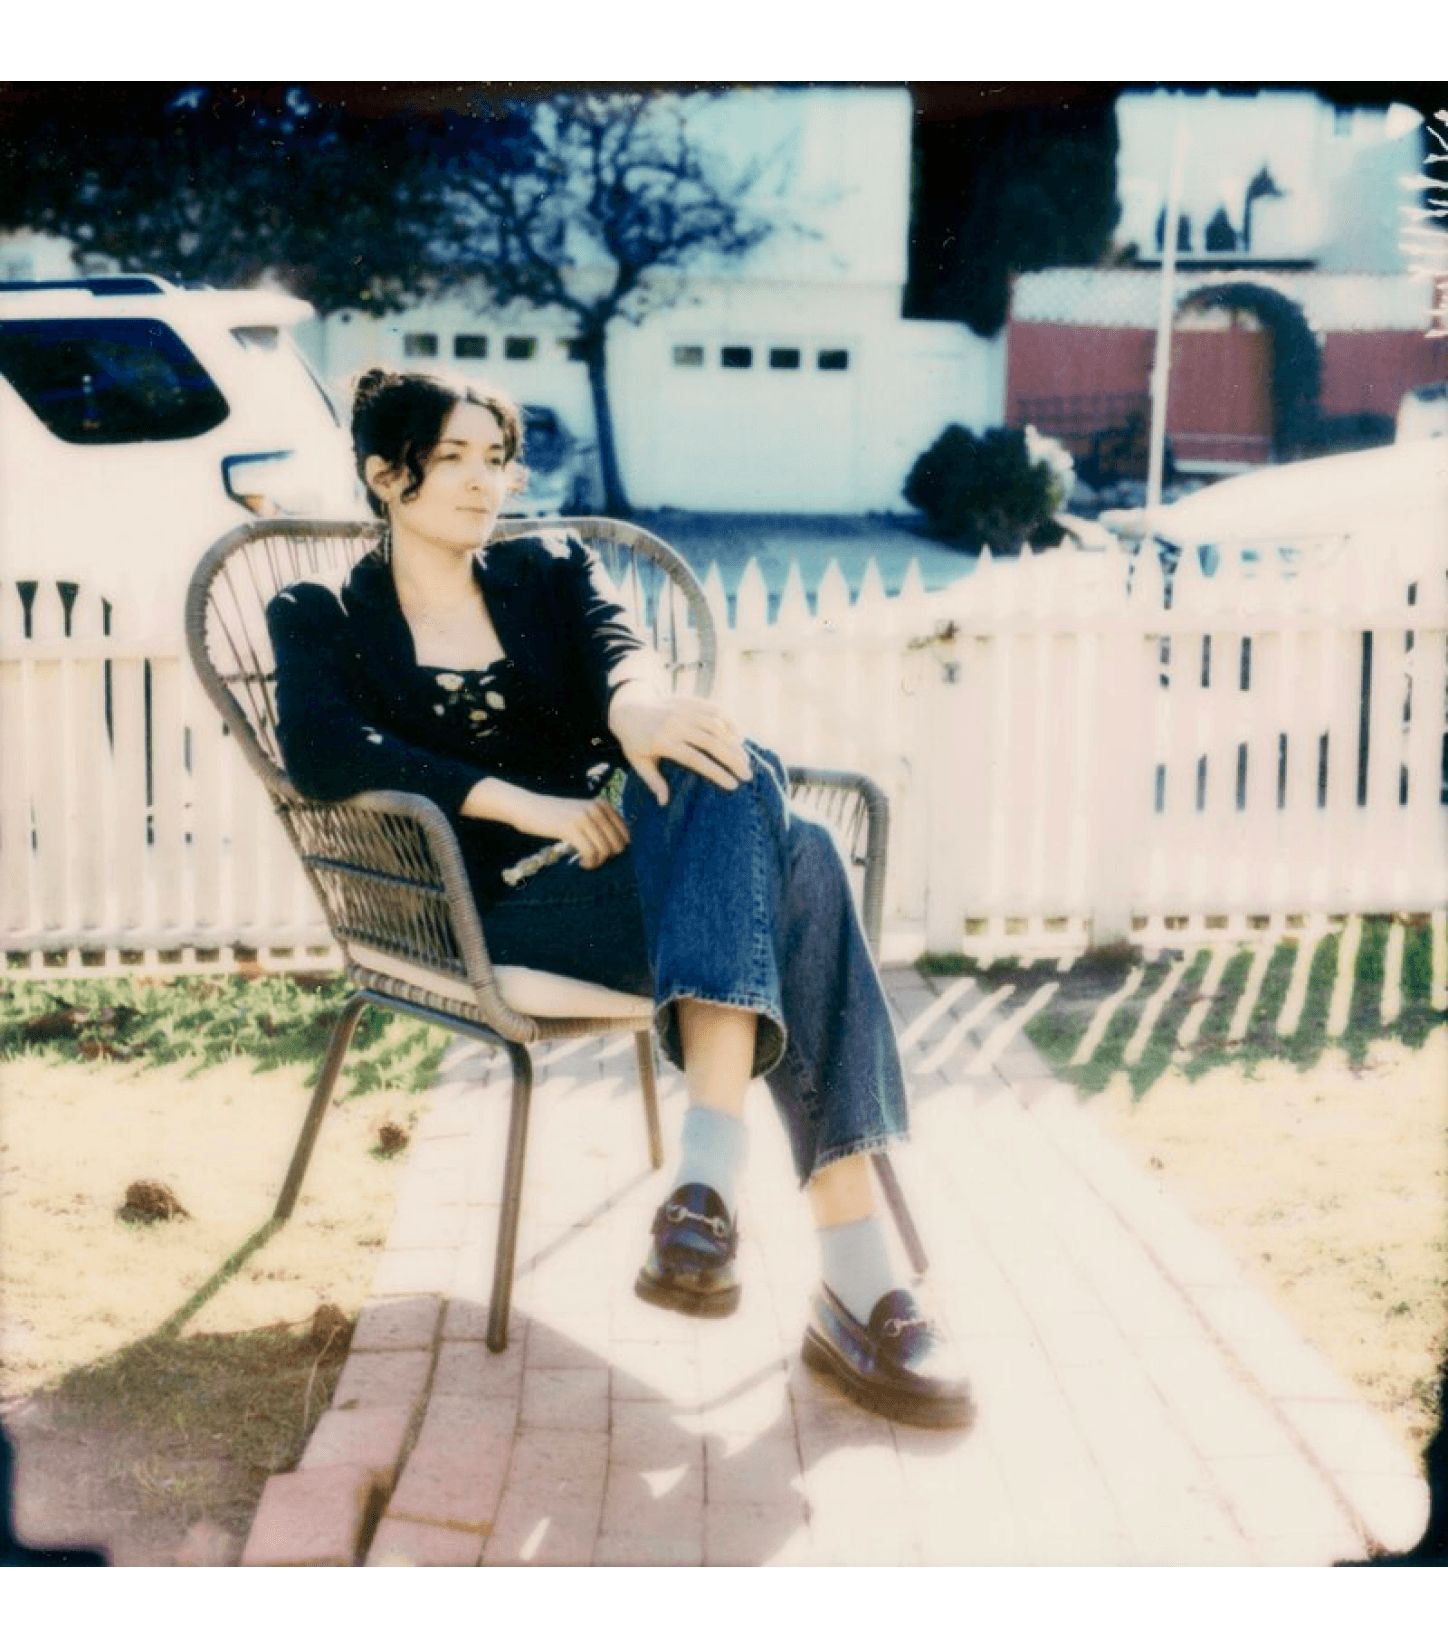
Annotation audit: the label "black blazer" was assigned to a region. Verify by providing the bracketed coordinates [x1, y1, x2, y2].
[266, 529, 660, 903]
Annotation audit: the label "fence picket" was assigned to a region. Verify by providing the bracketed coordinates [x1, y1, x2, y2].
[1323, 554, 1365, 914]
[182, 663, 225, 937]
[108, 654, 150, 942]
[0, 650, 32, 940]
[65, 589, 111, 940]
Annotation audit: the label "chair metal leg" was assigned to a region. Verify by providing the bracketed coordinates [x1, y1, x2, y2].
[486, 1042, 534, 1353]
[274, 991, 370, 1221]
[635, 1031, 664, 1171]
[872, 1152, 929, 1278]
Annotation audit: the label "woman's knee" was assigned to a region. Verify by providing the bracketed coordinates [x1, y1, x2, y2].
[652, 742, 789, 824]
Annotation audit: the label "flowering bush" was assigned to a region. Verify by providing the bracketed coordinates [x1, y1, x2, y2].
[904, 423, 1074, 553]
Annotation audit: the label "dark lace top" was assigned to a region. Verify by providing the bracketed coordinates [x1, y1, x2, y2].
[266, 532, 661, 905]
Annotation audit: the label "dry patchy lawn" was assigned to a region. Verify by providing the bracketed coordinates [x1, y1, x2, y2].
[1, 1051, 418, 1563]
[1090, 1027, 1448, 1456]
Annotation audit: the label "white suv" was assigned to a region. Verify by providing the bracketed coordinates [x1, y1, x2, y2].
[0, 275, 358, 638]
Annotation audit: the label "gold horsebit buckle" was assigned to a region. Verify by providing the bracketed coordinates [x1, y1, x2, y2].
[666, 1203, 730, 1241]
[881, 1312, 931, 1338]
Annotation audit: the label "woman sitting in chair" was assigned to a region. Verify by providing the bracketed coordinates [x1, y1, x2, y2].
[267, 367, 969, 1428]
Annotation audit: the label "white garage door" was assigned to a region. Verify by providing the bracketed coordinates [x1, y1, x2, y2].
[645, 337, 862, 511]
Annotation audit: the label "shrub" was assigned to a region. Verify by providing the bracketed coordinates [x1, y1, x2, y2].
[903, 424, 1073, 552]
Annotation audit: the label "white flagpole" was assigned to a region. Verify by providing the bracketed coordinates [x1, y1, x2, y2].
[1146, 98, 1188, 519]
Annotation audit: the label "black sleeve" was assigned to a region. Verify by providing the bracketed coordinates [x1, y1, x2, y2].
[266, 581, 485, 813]
[557, 533, 669, 714]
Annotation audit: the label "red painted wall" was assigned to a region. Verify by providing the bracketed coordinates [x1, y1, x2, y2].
[1006, 323, 1152, 422]
[1320, 332, 1447, 417]
[1009, 319, 1448, 463]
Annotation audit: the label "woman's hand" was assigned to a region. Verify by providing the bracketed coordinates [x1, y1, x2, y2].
[608, 685, 751, 806]
[462, 779, 629, 869]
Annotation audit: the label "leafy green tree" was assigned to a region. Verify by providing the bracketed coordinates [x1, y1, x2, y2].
[431, 89, 774, 513]
[906, 91, 1120, 336]
[0, 84, 455, 315]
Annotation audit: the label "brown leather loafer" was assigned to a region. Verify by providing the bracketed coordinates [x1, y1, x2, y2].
[634, 1183, 741, 1318]
[802, 1283, 973, 1429]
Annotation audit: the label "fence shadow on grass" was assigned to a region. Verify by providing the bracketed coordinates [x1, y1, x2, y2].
[927, 916, 1445, 1102]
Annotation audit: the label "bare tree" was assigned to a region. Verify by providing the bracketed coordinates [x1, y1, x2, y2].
[437, 90, 775, 513]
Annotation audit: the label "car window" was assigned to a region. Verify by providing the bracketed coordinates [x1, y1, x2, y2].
[230, 324, 341, 425]
[0, 317, 230, 444]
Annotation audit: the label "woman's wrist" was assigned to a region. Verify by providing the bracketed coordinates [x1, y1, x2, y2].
[607, 676, 665, 734]
[461, 776, 531, 829]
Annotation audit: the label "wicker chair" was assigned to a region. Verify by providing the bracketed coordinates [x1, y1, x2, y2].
[186, 515, 925, 1350]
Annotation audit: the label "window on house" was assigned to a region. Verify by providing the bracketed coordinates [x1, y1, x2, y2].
[817, 349, 849, 371]
[673, 344, 705, 367]
[504, 336, 536, 360]
[403, 332, 439, 358]
[721, 346, 753, 369]
[454, 334, 488, 359]
[769, 348, 801, 369]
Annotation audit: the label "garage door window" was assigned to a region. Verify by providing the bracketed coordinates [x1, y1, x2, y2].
[673, 345, 705, 367]
[0, 317, 230, 444]
[817, 349, 850, 371]
[770, 348, 801, 369]
[403, 333, 439, 358]
[454, 334, 488, 359]
[721, 346, 753, 369]
[505, 337, 537, 361]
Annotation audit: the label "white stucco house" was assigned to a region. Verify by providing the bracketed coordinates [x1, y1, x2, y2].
[1112, 87, 1430, 270]
[301, 86, 1005, 514]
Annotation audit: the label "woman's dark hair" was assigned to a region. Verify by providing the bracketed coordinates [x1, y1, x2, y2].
[350, 367, 525, 518]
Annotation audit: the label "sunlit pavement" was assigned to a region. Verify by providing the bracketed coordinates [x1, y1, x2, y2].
[241, 966, 1430, 1567]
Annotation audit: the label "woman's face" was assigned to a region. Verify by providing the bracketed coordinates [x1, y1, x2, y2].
[369, 399, 515, 553]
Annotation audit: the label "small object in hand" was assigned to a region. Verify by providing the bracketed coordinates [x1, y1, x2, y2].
[502, 767, 626, 886]
[501, 838, 573, 887]
[117, 1180, 190, 1224]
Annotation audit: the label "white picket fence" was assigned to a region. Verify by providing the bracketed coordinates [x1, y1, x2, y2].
[708, 541, 1448, 958]
[1, 583, 335, 975]
[4, 538, 1446, 976]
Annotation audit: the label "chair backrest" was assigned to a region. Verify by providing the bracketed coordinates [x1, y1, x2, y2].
[184, 515, 717, 803]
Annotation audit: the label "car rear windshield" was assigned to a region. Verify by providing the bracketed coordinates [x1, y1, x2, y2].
[0, 317, 230, 444]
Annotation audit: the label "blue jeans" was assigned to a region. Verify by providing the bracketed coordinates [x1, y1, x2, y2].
[479, 743, 910, 1185]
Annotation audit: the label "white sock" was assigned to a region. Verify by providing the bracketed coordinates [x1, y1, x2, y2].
[818, 1215, 899, 1323]
[672, 1105, 748, 1212]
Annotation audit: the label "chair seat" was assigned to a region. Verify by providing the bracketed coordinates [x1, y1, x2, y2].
[348, 943, 655, 1022]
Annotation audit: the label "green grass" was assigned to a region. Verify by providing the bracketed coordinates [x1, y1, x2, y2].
[923, 917, 1446, 1104]
[46, 1316, 351, 1538]
[0, 973, 449, 1098]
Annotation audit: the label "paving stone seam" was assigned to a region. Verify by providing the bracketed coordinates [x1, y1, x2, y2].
[987, 1067, 1420, 1558]
[914, 992, 1404, 1559]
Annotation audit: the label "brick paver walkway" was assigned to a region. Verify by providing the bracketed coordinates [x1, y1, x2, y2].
[241, 968, 1430, 1566]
